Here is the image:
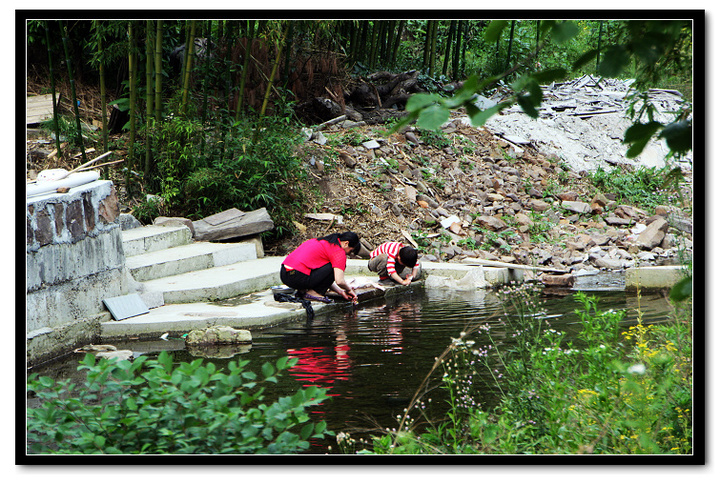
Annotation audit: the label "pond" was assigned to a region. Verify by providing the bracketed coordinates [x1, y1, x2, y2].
[29, 284, 677, 454]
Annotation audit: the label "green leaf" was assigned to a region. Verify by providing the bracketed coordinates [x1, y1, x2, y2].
[532, 68, 567, 85]
[669, 275, 692, 301]
[484, 20, 509, 43]
[659, 120, 692, 153]
[262, 362, 275, 379]
[157, 351, 173, 372]
[468, 103, 504, 127]
[406, 92, 442, 112]
[624, 121, 664, 143]
[517, 95, 539, 118]
[416, 104, 449, 131]
[598, 45, 630, 77]
[549, 21, 579, 43]
[573, 48, 601, 70]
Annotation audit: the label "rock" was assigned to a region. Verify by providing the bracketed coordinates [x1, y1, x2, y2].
[95, 350, 134, 361]
[589, 233, 611, 246]
[591, 193, 610, 207]
[154, 216, 195, 237]
[541, 273, 576, 287]
[635, 218, 669, 250]
[193, 207, 274, 241]
[561, 200, 591, 214]
[475, 215, 508, 231]
[558, 191, 579, 201]
[515, 212, 532, 226]
[362, 139, 381, 150]
[440, 214, 461, 229]
[615, 205, 647, 221]
[118, 213, 142, 230]
[605, 216, 632, 226]
[527, 187, 543, 198]
[590, 254, 624, 270]
[185, 326, 252, 346]
[528, 199, 551, 212]
[565, 233, 595, 251]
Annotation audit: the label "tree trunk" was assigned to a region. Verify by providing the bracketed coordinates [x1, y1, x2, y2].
[236, 20, 256, 120]
[181, 20, 197, 115]
[505, 20, 516, 69]
[442, 20, 455, 77]
[428, 20, 439, 77]
[154, 20, 163, 123]
[127, 21, 137, 190]
[259, 23, 288, 119]
[60, 21, 86, 163]
[45, 21, 61, 158]
[145, 20, 153, 179]
[391, 20, 405, 68]
[452, 20, 463, 80]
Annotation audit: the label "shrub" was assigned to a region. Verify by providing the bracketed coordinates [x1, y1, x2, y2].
[27, 352, 332, 454]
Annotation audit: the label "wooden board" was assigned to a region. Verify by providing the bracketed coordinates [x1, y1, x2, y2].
[27, 94, 56, 125]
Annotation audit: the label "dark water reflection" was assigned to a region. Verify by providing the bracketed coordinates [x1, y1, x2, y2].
[30, 286, 677, 454]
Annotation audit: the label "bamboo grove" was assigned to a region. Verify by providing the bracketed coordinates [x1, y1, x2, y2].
[29, 19, 693, 233]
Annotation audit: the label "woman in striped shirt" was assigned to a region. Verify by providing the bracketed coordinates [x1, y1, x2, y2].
[368, 242, 420, 286]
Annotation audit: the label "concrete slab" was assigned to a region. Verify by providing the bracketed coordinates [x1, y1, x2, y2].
[141, 256, 285, 303]
[122, 225, 192, 257]
[126, 241, 258, 281]
[625, 265, 686, 290]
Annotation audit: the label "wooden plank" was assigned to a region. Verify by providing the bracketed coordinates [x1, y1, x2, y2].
[26, 94, 55, 125]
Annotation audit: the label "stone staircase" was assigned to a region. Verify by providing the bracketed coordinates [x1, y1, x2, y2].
[101, 225, 293, 340]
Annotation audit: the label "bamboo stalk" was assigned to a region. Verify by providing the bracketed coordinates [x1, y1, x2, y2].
[44, 21, 61, 158]
[60, 21, 86, 163]
[154, 20, 163, 123]
[181, 20, 197, 115]
[145, 20, 153, 179]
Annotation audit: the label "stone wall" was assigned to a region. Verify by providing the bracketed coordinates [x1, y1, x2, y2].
[26, 180, 130, 366]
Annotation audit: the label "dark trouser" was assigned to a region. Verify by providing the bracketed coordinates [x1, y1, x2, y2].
[280, 263, 335, 295]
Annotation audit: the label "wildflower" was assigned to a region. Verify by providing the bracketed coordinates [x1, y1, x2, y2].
[627, 363, 646, 375]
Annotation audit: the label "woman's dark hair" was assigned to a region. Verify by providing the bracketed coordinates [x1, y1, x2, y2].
[318, 232, 361, 255]
[398, 246, 418, 269]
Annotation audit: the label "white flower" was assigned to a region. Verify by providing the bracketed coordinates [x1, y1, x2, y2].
[627, 363, 646, 375]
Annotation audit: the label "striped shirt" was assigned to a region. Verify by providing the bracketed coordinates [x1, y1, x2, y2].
[369, 242, 419, 276]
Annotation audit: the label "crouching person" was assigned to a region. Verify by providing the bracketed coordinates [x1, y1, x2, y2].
[368, 242, 421, 286]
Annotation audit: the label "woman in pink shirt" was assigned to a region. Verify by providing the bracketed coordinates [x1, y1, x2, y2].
[280, 232, 361, 303]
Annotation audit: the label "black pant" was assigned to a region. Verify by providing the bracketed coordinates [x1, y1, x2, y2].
[280, 263, 335, 295]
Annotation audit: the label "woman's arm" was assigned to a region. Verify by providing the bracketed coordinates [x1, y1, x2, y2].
[333, 267, 357, 300]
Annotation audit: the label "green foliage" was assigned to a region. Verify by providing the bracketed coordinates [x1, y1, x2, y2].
[27, 352, 332, 454]
[589, 165, 673, 211]
[362, 285, 693, 454]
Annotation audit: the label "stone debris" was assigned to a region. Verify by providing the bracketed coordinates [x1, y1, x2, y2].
[475, 75, 692, 173]
[185, 325, 252, 346]
[279, 76, 693, 286]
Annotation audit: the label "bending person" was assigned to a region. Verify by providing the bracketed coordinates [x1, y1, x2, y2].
[280, 232, 361, 303]
[368, 242, 421, 286]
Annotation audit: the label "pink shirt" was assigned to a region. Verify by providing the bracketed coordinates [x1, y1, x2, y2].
[283, 239, 347, 275]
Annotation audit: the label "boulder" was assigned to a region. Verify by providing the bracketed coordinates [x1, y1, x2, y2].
[193, 208, 274, 241]
[528, 199, 551, 212]
[561, 200, 591, 214]
[154, 216, 196, 237]
[474, 215, 507, 231]
[541, 273, 576, 287]
[635, 218, 669, 250]
[185, 326, 252, 346]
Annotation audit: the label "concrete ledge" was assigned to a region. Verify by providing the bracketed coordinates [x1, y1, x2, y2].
[126, 241, 257, 282]
[121, 225, 192, 257]
[625, 265, 687, 290]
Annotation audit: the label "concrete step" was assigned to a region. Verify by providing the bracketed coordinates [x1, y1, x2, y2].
[122, 225, 193, 257]
[140, 256, 285, 304]
[126, 241, 258, 282]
